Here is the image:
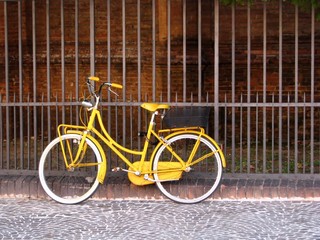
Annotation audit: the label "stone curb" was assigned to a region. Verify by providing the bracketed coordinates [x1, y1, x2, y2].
[1, 174, 320, 201]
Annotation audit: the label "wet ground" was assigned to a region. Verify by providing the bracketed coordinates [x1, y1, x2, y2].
[0, 199, 319, 240]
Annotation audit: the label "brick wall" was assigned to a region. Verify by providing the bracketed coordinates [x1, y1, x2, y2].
[1, 0, 319, 102]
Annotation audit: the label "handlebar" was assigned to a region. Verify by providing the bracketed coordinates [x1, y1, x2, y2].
[86, 76, 122, 97]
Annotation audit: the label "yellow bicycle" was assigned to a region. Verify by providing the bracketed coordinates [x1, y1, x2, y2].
[38, 76, 226, 204]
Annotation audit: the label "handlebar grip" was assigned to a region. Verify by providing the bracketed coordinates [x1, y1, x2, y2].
[111, 83, 123, 89]
[88, 76, 100, 82]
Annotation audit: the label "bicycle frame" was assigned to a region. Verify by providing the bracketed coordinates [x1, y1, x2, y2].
[57, 105, 226, 185]
[57, 106, 185, 179]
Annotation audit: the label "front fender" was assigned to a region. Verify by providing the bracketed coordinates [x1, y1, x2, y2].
[66, 130, 107, 184]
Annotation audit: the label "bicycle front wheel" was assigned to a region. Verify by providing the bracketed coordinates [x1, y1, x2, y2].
[152, 133, 223, 204]
[39, 134, 102, 204]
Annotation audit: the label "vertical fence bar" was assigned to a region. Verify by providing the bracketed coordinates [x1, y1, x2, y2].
[69, 95, 73, 125]
[46, 0, 51, 148]
[198, 0, 202, 102]
[272, 94, 275, 172]
[130, 95, 133, 160]
[4, 1, 10, 169]
[287, 94, 290, 173]
[214, 0, 219, 142]
[40, 94, 44, 155]
[278, 0, 283, 174]
[115, 98, 119, 165]
[310, 6, 315, 174]
[89, 0, 96, 147]
[152, 0, 156, 101]
[75, 0, 79, 125]
[247, 2, 251, 173]
[255, 94, 259, 173]
[90, 0, 95, 76]
[32, 0, 37, 169]
[122, 0, 127, 150]
[61, 0, 65, 125]
[122, 0, 126, 98]
[107, 0, 111, 83]
[27, 95, 31, 169]
[240, 94, 243, 173]
[120, 0, 128, 148]
[167, 0, 171, 102]
[18, 0, 24, 169]
[294, 5, 299, 173]
[182, 0, 186, 102]
[303, 94, 306, 173]
[0, 95, 2, 169]
[231, 4, 235, 173]
[224, 94, 227, 166]
[262, 2, 267, 173]
[136, 0, 141, 149]
[106, 0, 111, 168]
[54, 95, 59, 169]
[14, 95, 17, 168]
[137, 0, 140, 99]
[89, 0, 96, 146]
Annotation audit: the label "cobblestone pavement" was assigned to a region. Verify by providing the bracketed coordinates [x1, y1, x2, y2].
[0, 199, 320, 240]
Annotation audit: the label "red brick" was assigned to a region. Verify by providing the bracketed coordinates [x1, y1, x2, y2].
[21, 176, 33, 198]
[105, 183, 116, 200]
[270, 180, 281, 199]
[14, 176, 26, 198]
[253, 180, 264, 199]
[29, 177, 40, 199]
[211, 186, 222, 200]
[97, 183, 108, 200]
[129, 184, 140, 200]
[245, 180, 255, 199]
[313, 180, 320, 198]
[236, 179, 247, 199]
[0, 176, 8, 197]
[279, 179, 289, 199]
[286, 180, 297, 199]
[37, 180, 47, 199]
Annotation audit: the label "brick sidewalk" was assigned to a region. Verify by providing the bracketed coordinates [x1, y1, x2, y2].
[1, 174, 320, 200]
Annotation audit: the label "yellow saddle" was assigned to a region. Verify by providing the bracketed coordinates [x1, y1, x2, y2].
[141, 103, 170, 112]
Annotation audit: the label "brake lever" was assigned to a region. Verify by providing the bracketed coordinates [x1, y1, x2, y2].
[108, 87, 119, 97]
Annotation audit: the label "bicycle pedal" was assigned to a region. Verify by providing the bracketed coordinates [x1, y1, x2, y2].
[111, 167, 121, 172]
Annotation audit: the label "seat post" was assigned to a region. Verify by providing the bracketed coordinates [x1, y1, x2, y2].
[149, 111, 158, 126]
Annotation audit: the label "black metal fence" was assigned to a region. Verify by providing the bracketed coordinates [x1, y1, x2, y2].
[1, 0, 320, 176]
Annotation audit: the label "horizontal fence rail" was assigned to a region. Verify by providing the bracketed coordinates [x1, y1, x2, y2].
[1, 93, 320, 175]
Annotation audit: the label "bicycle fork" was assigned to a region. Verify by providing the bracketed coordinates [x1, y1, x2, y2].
[59, 131, 89, 170]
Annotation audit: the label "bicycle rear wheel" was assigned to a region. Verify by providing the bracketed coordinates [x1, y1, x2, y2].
[152, 133, 223, 203]
[39, 134, 102, 204]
